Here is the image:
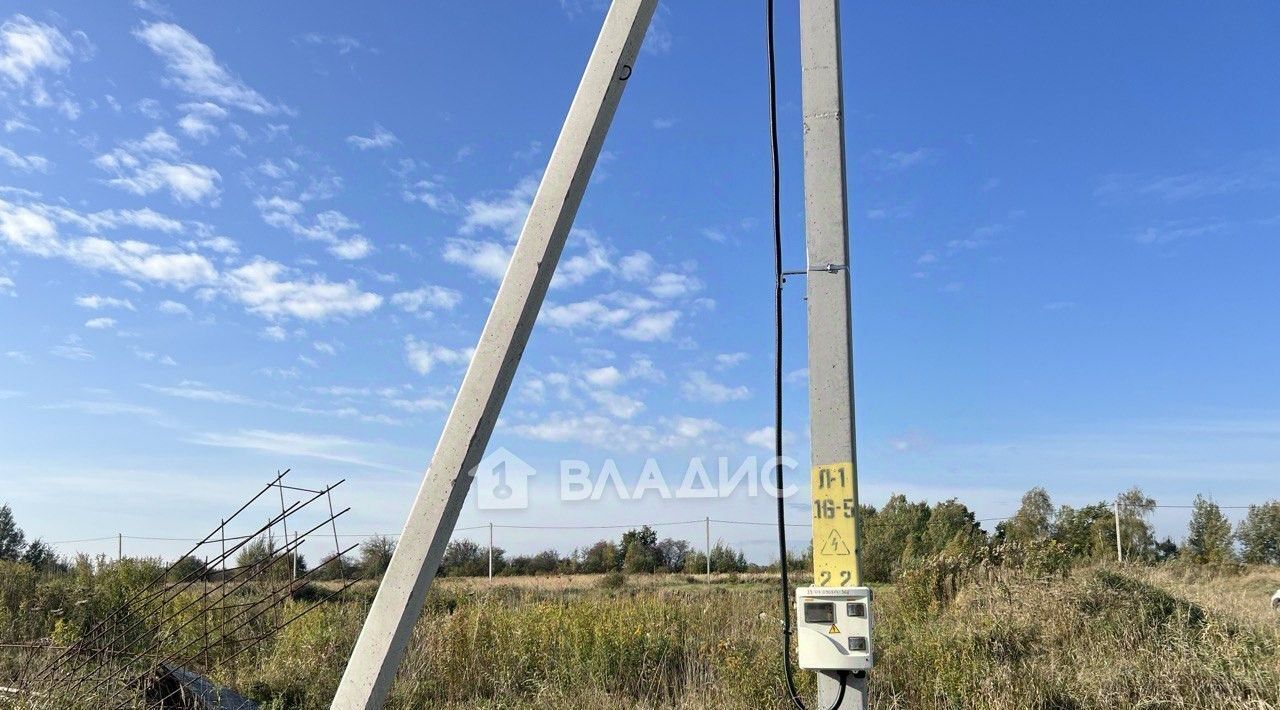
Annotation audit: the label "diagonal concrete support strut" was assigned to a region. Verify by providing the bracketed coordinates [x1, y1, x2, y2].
[331, 2, 657, 707]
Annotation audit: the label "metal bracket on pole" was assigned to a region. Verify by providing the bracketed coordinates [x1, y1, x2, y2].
[331, 2, 657, 707]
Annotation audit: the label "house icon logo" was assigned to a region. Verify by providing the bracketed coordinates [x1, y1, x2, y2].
[474, 447, 536, 510]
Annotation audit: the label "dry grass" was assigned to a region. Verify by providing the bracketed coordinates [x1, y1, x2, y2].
[233, 565, 1280, 709]
[6, 565, 1279, 709]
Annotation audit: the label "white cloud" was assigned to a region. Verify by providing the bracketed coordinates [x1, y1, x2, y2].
[313, 340, 338, 356]
[620, 310, 679, 341]
[255, 196, 370, 256]
[552, 230, 613, 288]
[84, 316, 116, 329]
[403, 335, 473, 375]
[0, 201, 220, 288]
[67, 236, 218, 286]
[391, 285, 462, 314]
[157, 299, 190, 316]
[0, 15, 77, 112]
[75, 294, 135, 310]
[460, 176, 537, 237]
[103, 160, 220, 204]
[401, 178, 457, 212]
[681, 371, 749, 404]
[0, 275, 13, 295]
[223, 259, 382, 320]
[190, 429, 402, 471]
[346, 124, 397, 150]
[50, 335, 91, 361]
[590, 389, 644, 419]
[387, 395, 447, 413]
[134, 22, 282, 114]
[132, 347, 177, 366]
[583, 365, 622, 388]
[95, 207, 184, 233]
[542, 298, 632, 331]
[744, 426, 793, 451]
[0, 15, 71, 84]
[508, 413, 717, 452]
[176, 101, 226, 140]
[648, 272, 700, 299]
[188, 235, 238, 254]
[618, 251, 654, 280]
[3, 117, 35, 132]
[441, 238, 512, 280]
[295, 33, 365, 55]
[0, 145, 49, 172]
[94, 129, 221, 204]
[867, 148, 929, 173]
[715, 352, 748, 369]
[261, 325, 287, 341]
[329, 235, 373, 260]
[145, 381, 254, 405]
[42, 400, 160, 417]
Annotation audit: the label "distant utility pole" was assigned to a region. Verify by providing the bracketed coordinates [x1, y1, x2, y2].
[801, 0, 868, 707]
[488, 523, 494, 580]
[331, 2, 657, 707]
[117, 533, 122, 562]
[705, 516, 711, 583]
[1114, 500, 1124, 563]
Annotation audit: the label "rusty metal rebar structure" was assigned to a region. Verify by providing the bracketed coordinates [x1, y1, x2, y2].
[13, 471, 359, 710]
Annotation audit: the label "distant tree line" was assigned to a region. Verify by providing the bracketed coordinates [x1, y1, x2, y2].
[435, 524, 749, 578]
[0, 504, 59, 572]
[4, 489, 1280, 581]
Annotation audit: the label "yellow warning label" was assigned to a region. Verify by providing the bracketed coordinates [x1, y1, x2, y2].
[828, 624, 841, 634]
[811, 462, 860, 587]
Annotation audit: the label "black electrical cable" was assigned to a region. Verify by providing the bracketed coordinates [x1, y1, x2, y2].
[767, 1, 850, 708]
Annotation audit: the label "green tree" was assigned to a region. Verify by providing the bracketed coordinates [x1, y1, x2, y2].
[1184, 495, 1235, 563]
[1116, 487, 1158, 561]
[656, 538, 691, 573]
[312, 552, 360, 581]
[922, 498, 985, 556]
[1001, 487, 1054, 545]
[861, 495, 929, 582]
[0, 504, 26, 561]
[1053, 502, 1113, 560]
[442, 539, 502, 576]
[619, 526, 661, 572]
[622, 542, 659, 573]
[1236, 500, 1280, 565]
[167, 555, 209, 582]
[708, 541, 747, 573]
[20, 539, 60, 572]
[580, 540, 621, 573]
[358, 535, 397, 578]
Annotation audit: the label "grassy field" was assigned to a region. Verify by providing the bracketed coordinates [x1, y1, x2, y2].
[4, 563, 1279, 709]
[229, 563, 1280, 709]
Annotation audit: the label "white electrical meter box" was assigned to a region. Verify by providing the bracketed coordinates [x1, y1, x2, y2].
[795, 586, 874, 671]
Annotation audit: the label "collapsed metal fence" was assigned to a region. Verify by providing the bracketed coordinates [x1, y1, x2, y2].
[10, 470, 356, 710]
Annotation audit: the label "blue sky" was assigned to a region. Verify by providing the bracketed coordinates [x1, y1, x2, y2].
[1, 1, 1277, 563]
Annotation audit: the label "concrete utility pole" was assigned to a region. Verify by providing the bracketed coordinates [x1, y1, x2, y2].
[117, 533, 122, 562]
[331, 2, 656, 707]
[800, 0, 868, 707]
[1114, 500, 1124, 563]
[705, 516, 711, 583]
[487, 523, 494, 580]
